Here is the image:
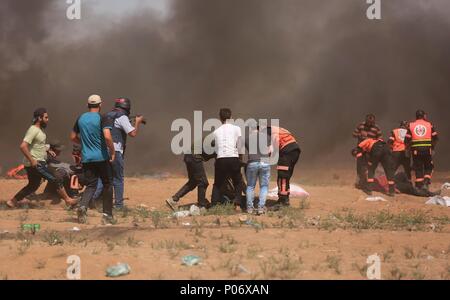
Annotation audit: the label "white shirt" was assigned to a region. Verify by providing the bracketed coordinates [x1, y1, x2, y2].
[213, 123, 242, 159]
[114, 115, 135, 153]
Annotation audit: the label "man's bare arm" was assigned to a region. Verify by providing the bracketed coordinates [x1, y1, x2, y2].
[103, 128, 116, 162]
[20, 141, 37, 167]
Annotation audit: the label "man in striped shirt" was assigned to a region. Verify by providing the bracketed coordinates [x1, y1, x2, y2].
[352, 114, 382, 190]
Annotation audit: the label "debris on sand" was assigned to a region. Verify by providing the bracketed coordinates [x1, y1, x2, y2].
[365, 196, 387, 202]
[69, 227, 81, 232]
[105, 263, 131, 277]
[181, 255, 201, 266]
[173, 205, 202, 218]
[267, 184, 309, 200]
[425, 196, 450, 207]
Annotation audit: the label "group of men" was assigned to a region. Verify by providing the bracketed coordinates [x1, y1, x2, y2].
[352, 110, 438, 196]
[166, 108, 301, 214]
[7, 95, 144, 225]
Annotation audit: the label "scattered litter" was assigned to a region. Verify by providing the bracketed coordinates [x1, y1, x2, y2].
[425, 196, 450, 207]
[0, 230, 9, 234]
[267, 184, 309, 200]
[182, 255, 201, 266]
[105, 263, 131, 277]
[189, 205, 201, 216]
[427, 255, 434, 260]
[69, 227, 80, 232]
[173, 205, 203, 218]
[307, 216, 321, 226]
[238, 215, 249, 223]
[137, 204, 148, 209]
[441, 183, 450, 190]
[245, 220, 263, 230]
[365, 196, 388, 202]
[181, 222, 191, 226]
[173, 210, 191, 218]
[234, 264, 251, 274]
[22, 224, 41, 234]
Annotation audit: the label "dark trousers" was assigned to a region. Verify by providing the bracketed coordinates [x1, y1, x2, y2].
[79, 161, 113, 216]
[173, 155, 209, 205]
[211, 157, 243, 206]
[14, 162, 62, 201]
[411, 148, 434, 188]
[356, 154, 368, 188]
[367, 143, 395, 193]
[392, 151, 411, 180]
[277, 148, 301, 203]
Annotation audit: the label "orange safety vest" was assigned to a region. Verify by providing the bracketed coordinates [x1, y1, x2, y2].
[358, 138, 382, 154]
[409, 119, 432, 148]
[271, 126, 297, 150]
[390, 128, 407, 152]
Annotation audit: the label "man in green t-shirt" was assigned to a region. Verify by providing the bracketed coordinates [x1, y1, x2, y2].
[7, 108, 78, 208]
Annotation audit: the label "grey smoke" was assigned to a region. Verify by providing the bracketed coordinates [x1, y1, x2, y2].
[0, 0, 449, 175]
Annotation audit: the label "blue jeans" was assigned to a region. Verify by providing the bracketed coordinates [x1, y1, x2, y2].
[93, 152, 124, 208]
[246, 161, 271, 209]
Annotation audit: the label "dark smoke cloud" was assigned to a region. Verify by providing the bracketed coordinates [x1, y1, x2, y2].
[0, 0, 449, 175]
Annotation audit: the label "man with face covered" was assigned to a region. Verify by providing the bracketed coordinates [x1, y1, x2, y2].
[6, 108, 78, 208]
[352, 114, 382, 192]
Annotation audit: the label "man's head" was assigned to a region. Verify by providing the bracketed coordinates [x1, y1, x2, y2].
[416, 109, 426, 120]
[114, 97, 132, 115]
[49, 140, 64, 156]
[33, 108, 49, 128]
[399, 120, 408, 129]
[87, 94, 102, 111]
[219, 108, 232, 123]
[365, 114, 376, 126]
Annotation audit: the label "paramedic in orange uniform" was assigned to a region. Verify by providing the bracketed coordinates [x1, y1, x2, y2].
[355, 138, 395, 196]
[404, 110, 438, 191]
[388, 121, 411, 180]
[270, 126, 301, 207]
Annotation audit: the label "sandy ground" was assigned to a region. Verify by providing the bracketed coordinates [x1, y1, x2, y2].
[0, 169, 449, 280]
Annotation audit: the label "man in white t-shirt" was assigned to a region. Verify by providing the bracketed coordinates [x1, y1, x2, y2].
[211, 108, 245, 207]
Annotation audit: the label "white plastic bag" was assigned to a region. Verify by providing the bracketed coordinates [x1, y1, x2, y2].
[425, 196, 450, 207]
[267, 184, 309, 200]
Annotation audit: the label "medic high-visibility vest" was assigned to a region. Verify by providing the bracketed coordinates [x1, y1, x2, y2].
[390, 128, 407, 152]
[358, 138, 382, 154]
[271, 126, 297, 151]
[409, 119, 432, 148]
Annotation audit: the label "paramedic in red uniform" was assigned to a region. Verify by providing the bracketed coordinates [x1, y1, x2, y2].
[388, 121, 411, 180]
[270, 126, 301, 207]
[404, 110, 438, 191]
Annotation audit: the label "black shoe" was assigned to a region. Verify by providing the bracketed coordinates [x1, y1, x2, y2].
[165, 197, 178, 211]
[198, 199, 211, 209]
[102, 214, 116, 225]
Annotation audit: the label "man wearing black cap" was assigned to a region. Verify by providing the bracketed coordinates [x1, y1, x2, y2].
[102, 97, 144, 209]
[7, 109, 77, 208]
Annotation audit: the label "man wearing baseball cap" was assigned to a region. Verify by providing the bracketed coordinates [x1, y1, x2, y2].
[70, 94, 116, 225]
